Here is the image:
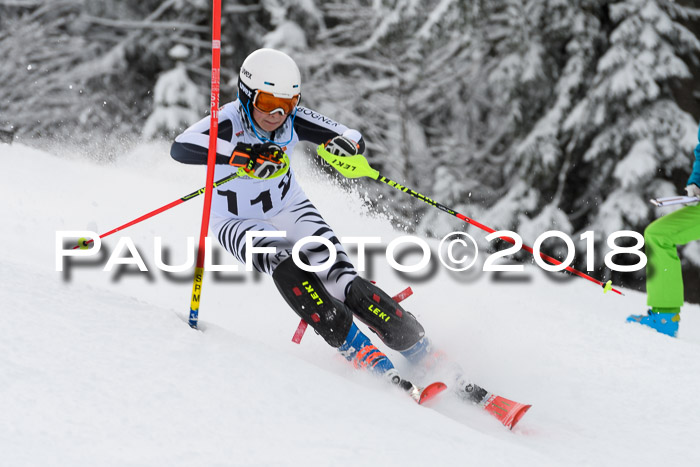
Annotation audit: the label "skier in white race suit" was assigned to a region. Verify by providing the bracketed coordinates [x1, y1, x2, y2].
[172, 48, 466, 402]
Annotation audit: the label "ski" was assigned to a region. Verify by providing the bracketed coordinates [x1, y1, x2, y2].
[398, 379, 448, 405]
[418, 381, 448, 405]
[457, 381, 531, 430]
[400, 378, 530, 428]
[480, 393, 532, 429]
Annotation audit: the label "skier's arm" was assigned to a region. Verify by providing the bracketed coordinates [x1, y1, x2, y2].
[293, 106, 366, 153]
[170, 116, 237, 165]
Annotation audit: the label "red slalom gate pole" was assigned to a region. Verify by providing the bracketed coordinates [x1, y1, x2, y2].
[188, 0, 222, 329]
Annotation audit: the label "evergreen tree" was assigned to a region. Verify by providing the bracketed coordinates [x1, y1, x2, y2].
[0, 0, 264, 149]
[2, 0, 700, 293]
[561, 1, 698, 277]
[570, 3, 697, 206]
[143, 45, 204, 140]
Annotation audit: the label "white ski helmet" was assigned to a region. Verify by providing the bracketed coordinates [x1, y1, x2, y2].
[237, 48, 301, 116]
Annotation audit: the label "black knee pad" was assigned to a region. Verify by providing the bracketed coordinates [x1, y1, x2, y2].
[272, 256, 353, 348]
[345, 277, 425, 351]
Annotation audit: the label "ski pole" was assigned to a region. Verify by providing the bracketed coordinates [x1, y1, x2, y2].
[316, 144, 622, 295]
[73, 171, 241, 250]
[649, 195, 700, 207]
[187, 0, 222, 329]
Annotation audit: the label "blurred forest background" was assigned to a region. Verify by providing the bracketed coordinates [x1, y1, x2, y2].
[1, 0, 700, 299]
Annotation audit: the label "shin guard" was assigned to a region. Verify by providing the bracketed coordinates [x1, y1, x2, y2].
[272, 256, 353, 348]
[345, 277, 425, 351]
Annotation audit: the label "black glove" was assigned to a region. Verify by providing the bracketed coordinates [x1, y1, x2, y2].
[229, 142, 287, 179]
[324, 135, 360, 157]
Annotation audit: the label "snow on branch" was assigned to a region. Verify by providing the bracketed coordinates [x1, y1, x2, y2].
[82, 16, 209, 33]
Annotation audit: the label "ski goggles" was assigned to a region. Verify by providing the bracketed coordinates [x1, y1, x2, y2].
[252, 90, 300, 116]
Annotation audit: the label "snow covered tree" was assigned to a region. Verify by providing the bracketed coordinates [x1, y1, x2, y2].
[563, 0, 700, 237]
[143, 45, 204, 140]
[299, 0, 484, 230]
[2, 0, 700, 294]
[471, 0, 700, 284]
[0, 0, 264, 149]
[300, 0, 699, 290]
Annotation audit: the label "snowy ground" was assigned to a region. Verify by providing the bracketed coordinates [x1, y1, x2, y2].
[2, 141, 700, 467]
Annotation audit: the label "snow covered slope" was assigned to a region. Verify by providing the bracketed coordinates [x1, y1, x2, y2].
[2, 142, 699, 466]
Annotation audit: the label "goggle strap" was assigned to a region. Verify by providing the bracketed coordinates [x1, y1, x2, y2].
[241, 100, 297, 147]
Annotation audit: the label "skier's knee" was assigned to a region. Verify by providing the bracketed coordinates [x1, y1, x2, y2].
[644, 218, 672, 244]
[272, 255, 353, 348]
[345, 277, 425, 351]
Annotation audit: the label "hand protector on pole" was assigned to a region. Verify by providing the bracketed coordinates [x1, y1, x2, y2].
[229, 142, 290, 180]
[317, 143, 379, 180]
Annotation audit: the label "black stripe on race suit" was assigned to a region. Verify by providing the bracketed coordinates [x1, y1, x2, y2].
[216, 198, 358, 287]
[171, 120, 234, 165]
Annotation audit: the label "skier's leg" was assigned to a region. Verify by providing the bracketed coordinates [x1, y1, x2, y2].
[210, 189, 429, 393]
[270, 195, 414, 380]
[214, 216, 292, 274]
[338, 321, 400, 383]
[343, 277, 469, 383]
[214, 196, 401, 381]
[344, 276, 425, 351]
[645, 203, 700, 309]
[628, 203, 700, 336]
[272, 255, 399, 381]
[272, 255, 354, 347]
[214, 214, 353, 346]
[271, 195, 357, 300]
[343, 277, 450, 376]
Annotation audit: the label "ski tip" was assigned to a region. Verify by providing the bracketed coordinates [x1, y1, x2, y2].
[418, 381, 448, 405]
[507, 404, 532, 430]
[483, 395, 532, 430]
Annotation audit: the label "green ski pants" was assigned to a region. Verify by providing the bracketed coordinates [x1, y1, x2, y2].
[645, 203, 700, 309]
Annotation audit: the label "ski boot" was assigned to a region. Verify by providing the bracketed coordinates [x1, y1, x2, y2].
[626, 310, 679, 337]
[338, 323, 446, 404]
[338, 321, 398, 379]
[400, 337, 461, 383]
